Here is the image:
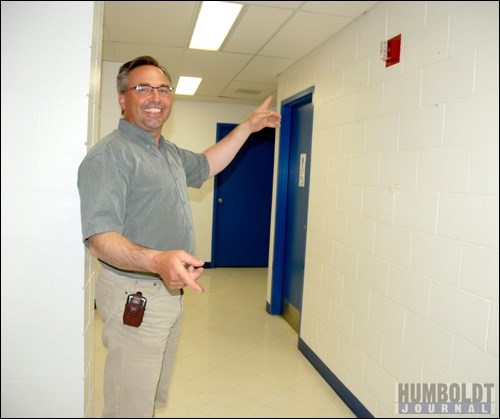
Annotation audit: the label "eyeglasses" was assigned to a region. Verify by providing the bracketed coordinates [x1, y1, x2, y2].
[127, 85, 175, 96]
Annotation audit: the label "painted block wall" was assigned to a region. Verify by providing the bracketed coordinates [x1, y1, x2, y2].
[272, 1, 499, 416]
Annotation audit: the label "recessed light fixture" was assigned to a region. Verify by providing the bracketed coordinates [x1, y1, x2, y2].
[175, 76, 203, 95]
[189, 1, 242, 51]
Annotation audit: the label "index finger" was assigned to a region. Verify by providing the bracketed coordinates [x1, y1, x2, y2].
[257, 95, 273, 112]
[180, 267, 204, 294]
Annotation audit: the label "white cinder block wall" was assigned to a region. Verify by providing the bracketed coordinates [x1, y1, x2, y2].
[1, 2, 103, 418]
[271, 1, 498, 417]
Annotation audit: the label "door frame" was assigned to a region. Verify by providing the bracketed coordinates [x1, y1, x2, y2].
[269, 87, 314, 315]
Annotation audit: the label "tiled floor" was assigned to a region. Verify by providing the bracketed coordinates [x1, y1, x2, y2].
[94, 267, 356, 418]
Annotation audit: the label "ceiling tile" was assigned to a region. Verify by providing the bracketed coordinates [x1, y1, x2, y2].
[223, 5, 293, 54]
[104, 1, 198, 47]
[221, 80, 277, 101]
[102, 43, 185, 75]
[236, 1, 303, 9]
[301, 1, 380, 17]
[180, 49, 252, 78]
[260, 11, 351, 59]
[236, 56, 295, 83]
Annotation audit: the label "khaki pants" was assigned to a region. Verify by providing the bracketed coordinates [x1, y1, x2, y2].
[96, 268, 183, 418]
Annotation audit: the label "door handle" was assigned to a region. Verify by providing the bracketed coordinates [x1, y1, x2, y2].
[217, 198, 223, 204]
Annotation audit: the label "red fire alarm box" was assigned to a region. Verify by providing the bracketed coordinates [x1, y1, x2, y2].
[385, 34, 401, 67]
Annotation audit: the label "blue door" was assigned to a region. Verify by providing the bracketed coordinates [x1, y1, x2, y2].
[282, 101, 313, 312]
[212, 124, 275, 267]
[269, 88, 314, 332]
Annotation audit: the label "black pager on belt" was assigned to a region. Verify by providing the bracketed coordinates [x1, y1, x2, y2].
[123, 291, 147, 327]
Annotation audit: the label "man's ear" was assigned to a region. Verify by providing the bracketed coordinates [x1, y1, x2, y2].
[118, 94, 126, 113]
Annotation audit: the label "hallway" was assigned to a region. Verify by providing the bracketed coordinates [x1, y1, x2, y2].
[94, 268, 356, 418]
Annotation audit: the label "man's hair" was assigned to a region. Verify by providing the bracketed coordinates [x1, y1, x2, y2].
[116, 56, 172, 93]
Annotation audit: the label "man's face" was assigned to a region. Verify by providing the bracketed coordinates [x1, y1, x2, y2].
[119, 65, 173, 139]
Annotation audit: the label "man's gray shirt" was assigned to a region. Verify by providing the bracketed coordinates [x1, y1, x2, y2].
[78, 119, 210, 280]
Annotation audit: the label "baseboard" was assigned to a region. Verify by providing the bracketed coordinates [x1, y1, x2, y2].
[298, 338, 374, 418]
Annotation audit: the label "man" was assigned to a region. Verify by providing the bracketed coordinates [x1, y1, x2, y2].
[77, 56, 280, 417]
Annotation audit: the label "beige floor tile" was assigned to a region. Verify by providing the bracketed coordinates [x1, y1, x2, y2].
[94, 268, 355, 418]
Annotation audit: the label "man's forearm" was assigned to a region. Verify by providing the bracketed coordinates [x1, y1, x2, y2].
[88, 231, 159, 273]
[203, 122, 251, 177]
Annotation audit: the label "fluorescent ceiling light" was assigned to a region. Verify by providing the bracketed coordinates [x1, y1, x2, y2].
[189, 1, 242, 51]
[175, 76, 202, 95]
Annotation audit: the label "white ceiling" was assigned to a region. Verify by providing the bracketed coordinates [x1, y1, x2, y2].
[103, 1, 379, 106]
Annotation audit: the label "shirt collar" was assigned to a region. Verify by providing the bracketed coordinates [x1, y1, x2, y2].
[118, 119, 165, 147]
